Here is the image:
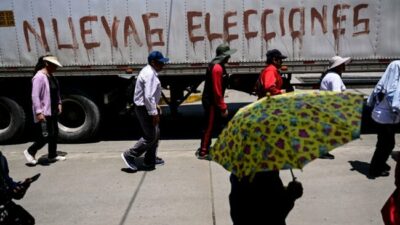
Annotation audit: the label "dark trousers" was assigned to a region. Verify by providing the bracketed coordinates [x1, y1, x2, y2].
[370, 122, 397, 173]
[199, 105, 226, 153]
[229, 172, 294, 225]
[126, 106, 159, 165]
[27, 116, 58, 159]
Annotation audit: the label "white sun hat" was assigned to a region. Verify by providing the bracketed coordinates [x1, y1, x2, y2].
[328, 56, 351, 70]
[43, 56, 63, 67]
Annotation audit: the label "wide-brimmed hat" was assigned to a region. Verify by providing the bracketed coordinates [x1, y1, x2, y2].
[212, 43, 237, 63]
[266, 49, 287, 60]
[43, 56, 62, 67]
[328, 56, 351, 70]
[147, 51, 169, 64]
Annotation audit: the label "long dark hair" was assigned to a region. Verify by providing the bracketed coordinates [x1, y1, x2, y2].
[33, 54, 52, 76]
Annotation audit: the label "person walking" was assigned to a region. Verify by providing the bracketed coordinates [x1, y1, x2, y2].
[121, 51, 168, 172]
[229, 171, 303, 225]
[24, 55, 66, 165]
[195, 43, 236, 160]
[319, 55, 351, 159]
[367, 60, 400, 178]
[255, 49, 287, 99]
[319, 55, 350, 92]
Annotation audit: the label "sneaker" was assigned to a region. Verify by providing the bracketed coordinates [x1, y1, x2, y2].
[48, 155, 66, 162]
[121, 153, 138, 171]
[23, 150, 37, 165]
[142, 162, 155, 171]
[195, 149, 211, 160]
[155, 157, 165, 166]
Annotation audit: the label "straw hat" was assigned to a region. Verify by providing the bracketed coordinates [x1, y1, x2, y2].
[43, 56, 63, 67]
[328, 56, 351, 70]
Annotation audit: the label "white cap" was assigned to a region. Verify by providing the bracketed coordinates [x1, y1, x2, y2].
[328, 56, 351, 70]
[43, 56, 63, 67]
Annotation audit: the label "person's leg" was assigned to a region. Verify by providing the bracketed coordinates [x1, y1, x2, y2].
[125, 106, 158, 165]
[370, 123, 396, 176]
[47, 116, 58, 159]
[198, 105, 215, 157]
[143, 124, 159, 166]
[26, 122, 47, 157]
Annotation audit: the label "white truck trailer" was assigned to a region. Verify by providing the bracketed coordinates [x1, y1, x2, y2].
[0, 0, 399, 142]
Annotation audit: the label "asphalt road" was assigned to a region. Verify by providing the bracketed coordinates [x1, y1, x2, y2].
[0, 89, 397, 225]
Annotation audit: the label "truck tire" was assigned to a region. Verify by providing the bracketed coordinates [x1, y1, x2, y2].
[58, 95, 100, 142]
[0, 97, 25, 143]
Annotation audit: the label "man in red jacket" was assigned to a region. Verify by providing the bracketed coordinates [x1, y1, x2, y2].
[196, 43, 236, 160]
[257, 49, 287, 98]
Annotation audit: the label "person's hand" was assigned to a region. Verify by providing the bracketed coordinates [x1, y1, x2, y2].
[12, 183, 28, 200]
[58, 104, 62, 115]
[36, 113, 45, 122]
[152, 114, 160, 126]
[157, 105, 162, 115]
[221, 109, 229, 118]
[287, 180, 303, 200]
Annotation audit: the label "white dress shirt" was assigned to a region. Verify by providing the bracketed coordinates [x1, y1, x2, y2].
[320, 72, 346, 92]
[133, 65, 161, 115]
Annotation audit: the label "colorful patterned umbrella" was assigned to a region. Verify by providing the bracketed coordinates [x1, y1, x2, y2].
[210, 90, 364, 178]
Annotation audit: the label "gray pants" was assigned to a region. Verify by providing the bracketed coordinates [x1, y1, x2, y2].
[126, 106, 159, 165]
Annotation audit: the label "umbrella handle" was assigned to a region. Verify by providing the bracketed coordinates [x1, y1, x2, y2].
[290, 169, 297, 181]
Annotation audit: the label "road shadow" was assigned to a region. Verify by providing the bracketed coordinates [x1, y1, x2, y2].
[97, 102, 250, 141]
[348, 160, 370, 177]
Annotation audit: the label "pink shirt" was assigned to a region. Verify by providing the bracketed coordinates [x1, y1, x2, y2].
[31, 71, 61, 122]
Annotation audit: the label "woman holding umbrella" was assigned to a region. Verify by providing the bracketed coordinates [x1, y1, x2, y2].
[229, 48, 303, 225]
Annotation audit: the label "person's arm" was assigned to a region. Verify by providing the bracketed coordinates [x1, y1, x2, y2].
[211, 64, 228, 114]
[280, 180, 303, 218]
[261, 69, 282, 95]
[143, 71, 161, 125]
[32, 74, 46, 121]
[330, 74, 345, 92]
[395, 157, 400, 188]
[143, 73, 160, 116]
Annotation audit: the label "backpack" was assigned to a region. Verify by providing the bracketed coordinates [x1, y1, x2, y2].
[253, 70, 266, 98]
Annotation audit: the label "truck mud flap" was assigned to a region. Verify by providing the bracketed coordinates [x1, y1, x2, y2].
[0, 97, 25, 143]
[58, 95, 100, 142]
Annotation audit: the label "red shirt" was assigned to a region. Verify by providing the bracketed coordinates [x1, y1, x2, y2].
[211, 64, 227, 112]
[260, 64, 283, 96]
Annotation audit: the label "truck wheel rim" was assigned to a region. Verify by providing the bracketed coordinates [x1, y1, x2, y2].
[58, 99, 86, 132]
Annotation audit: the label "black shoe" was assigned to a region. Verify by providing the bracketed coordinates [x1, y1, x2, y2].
[156, 157, 165, 166]
[121, 152, 138, 171]
[142, 162, 156, 171]
[383, 163, 391, 171]
[195, 148, 211, 160]
[369, 170, 390, 178]
[319, 152, 335, 160]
